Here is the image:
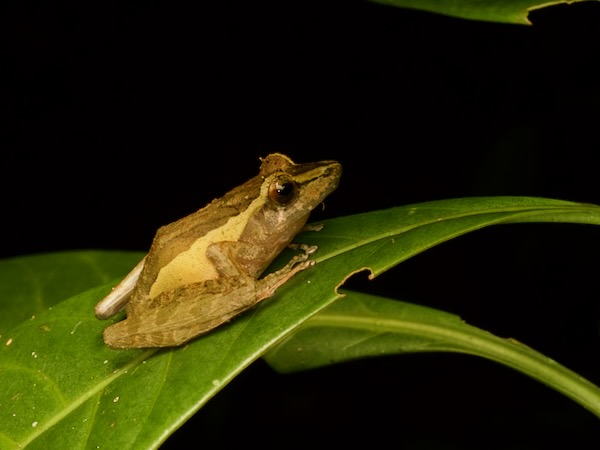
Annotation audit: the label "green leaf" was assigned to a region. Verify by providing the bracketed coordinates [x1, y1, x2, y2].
[1, 197, 600, 448]
[0, 256, 339, 449]
[305, 196, 600, 281]
[0, 251, 144, 335]
[264, 290, 600, 418]
[369, 0, 596, 24]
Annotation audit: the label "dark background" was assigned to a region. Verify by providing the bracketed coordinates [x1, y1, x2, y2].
[3, 2, 600, 447]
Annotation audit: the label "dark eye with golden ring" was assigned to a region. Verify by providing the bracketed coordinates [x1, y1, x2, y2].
[268, 176, 298, 205]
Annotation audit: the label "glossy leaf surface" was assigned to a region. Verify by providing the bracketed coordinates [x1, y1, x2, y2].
[1, 197, 600, 448]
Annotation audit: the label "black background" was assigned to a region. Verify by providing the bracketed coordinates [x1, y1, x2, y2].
[3, 2, 600, 447]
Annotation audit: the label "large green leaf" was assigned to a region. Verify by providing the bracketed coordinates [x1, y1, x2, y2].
[1, 197, 600, 448]
[370, 0, 596, 24]
[0, 251, 143, 335]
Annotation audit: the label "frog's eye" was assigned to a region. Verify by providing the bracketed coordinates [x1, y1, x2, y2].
[269, 176, 298, 206]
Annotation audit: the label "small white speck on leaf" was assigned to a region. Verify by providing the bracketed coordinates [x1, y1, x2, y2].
[31, 352, 38, 359]
[6, 338, 13, 346]
[70, 321, 82, 335]
[31, 315, 36, 320]
[31, 421, 38, 428]
[211, 379, 221, 386]
[113, 396, 120, 403]
[103, 360, 109, 364]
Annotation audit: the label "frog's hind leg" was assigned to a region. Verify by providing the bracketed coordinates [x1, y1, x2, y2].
[102, 276, 256, 348]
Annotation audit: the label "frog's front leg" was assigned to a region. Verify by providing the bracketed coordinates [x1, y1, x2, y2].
[254, 249, 316, 300]
[205, 237, 317, 301]
[207, 239, 317, 279]
[206, 238, 317, 298]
